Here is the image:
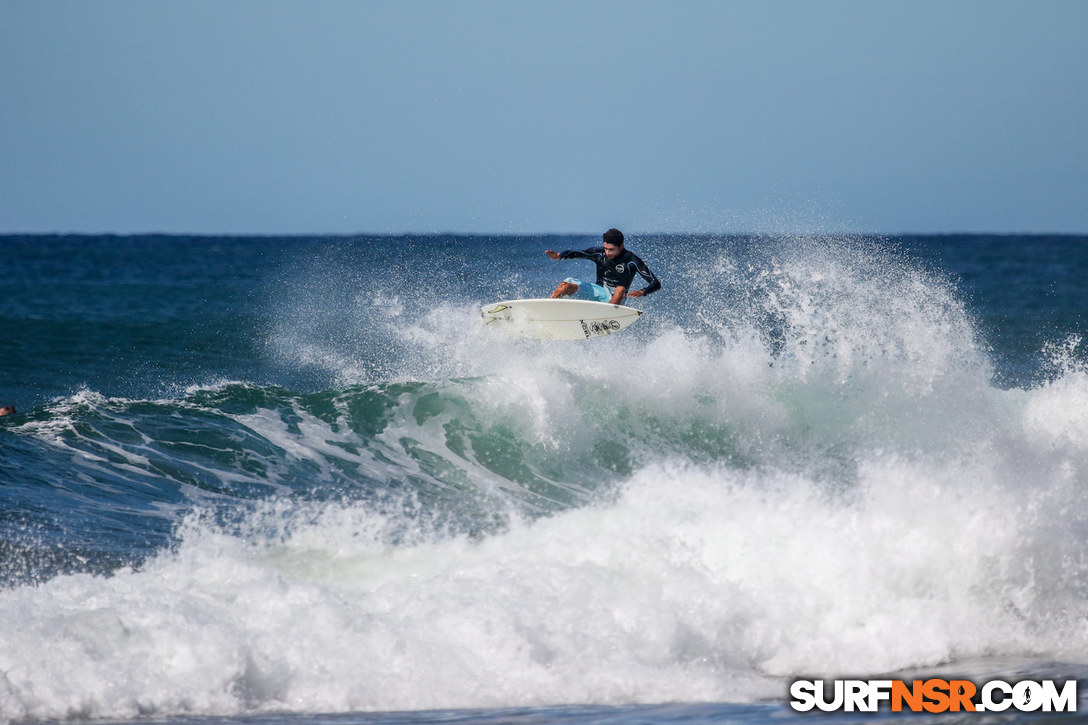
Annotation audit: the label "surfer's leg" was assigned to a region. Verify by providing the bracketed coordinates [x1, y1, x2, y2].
[550, 281, 579, 298]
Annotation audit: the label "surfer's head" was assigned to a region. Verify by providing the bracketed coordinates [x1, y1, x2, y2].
[602, 228, 624, 259]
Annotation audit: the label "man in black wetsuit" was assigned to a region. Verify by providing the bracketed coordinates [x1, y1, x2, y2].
[545, 228, 661, 305]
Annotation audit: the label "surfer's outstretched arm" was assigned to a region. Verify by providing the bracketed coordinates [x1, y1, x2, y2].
[546, 248, 596, 261]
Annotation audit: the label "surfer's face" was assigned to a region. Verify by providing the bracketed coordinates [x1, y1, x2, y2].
[603, 243, 623, 260]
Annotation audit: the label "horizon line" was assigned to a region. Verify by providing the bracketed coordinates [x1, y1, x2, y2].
[2, 230, 1087, 239]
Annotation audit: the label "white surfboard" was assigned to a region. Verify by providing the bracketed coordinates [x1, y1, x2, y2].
[481, 298, 643, 340]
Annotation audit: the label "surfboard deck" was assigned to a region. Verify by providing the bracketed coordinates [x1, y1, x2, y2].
[481, 298, 643, 340]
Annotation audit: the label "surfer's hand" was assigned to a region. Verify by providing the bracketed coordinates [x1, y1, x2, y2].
[545, 250, 561, 260]
[628, 290, 645, 298]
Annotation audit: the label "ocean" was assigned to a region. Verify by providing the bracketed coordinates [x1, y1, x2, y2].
[1, 233, 1087, 724]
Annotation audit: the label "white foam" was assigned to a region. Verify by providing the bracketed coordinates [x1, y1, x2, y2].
[4, 418, 1088, 722]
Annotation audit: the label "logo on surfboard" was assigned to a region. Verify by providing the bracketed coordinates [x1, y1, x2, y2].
[580, 319, 622, 338]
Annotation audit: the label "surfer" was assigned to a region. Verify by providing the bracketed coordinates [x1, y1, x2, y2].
[545, 229, 661, 305]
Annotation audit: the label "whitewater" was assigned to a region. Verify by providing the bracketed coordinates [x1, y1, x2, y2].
[0, 234, 1086, 722]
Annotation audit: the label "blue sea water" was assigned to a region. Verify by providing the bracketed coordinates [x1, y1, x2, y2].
[1, 233, 1087, 724]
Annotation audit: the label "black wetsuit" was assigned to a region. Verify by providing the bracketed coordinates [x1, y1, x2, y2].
[558, 247, 662, 296]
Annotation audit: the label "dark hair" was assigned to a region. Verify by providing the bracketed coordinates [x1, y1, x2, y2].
[603, 228, 624, 246]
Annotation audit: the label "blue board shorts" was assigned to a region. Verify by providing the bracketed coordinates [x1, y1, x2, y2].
[563, 278, 613, 303]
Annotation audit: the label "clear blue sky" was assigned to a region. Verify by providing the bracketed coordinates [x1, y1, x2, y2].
[2, 0, 1086, 235]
